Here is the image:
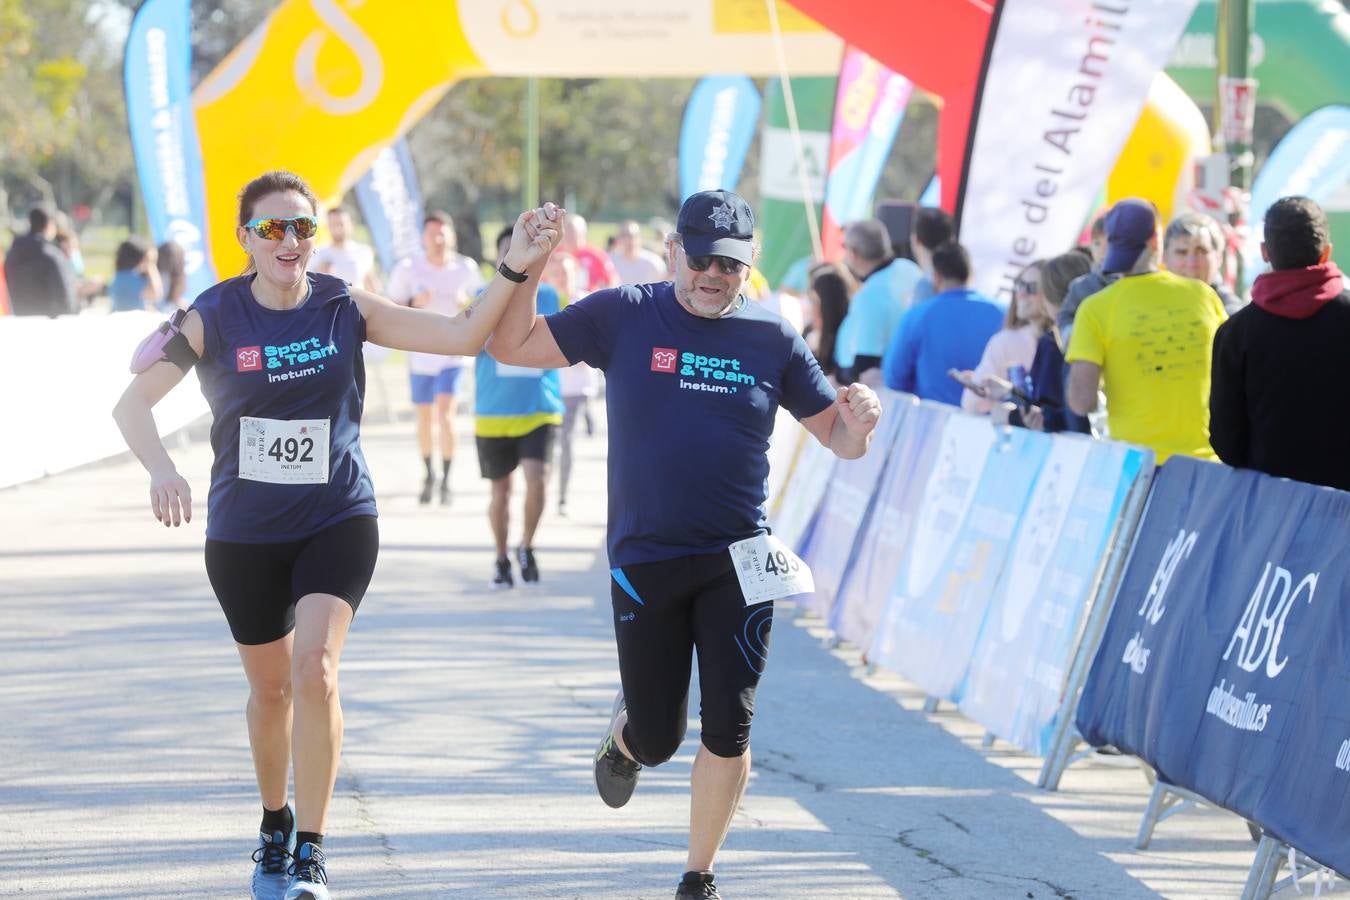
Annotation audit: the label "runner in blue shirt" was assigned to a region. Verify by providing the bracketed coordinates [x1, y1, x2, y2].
[487, 190, 882, 900]
[474, 226, 565, 588]
[112, 170, 563, 900]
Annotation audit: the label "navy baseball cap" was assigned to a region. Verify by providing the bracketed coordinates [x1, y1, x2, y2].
[676, 190, 756, 266]
[1102, 198, 1159, 274]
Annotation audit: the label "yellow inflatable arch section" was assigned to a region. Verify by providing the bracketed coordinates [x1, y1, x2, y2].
[1107, 72, 1212, 225]
[191, 0, 841, 277]
[192, 2, 481, 276]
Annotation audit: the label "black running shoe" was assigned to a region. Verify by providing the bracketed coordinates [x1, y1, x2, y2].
[594, 690, 640, 808]
[517, 546, 539, 584]
[676, 871, 721, 899]
[492, 556, 513, 590]
[438, 480, 451, 506]
[418, 476, 434, 505]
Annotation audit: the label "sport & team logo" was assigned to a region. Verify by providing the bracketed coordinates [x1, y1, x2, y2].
[650, 347, 678, 373]
[236, 346, 262, 372]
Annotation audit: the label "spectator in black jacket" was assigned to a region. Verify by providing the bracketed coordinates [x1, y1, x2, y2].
[1210, 196, 1350, 490]
[3, 207, 78, 317]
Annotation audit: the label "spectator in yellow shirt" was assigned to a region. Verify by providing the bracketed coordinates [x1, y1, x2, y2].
[1065, 198, 1227, 462]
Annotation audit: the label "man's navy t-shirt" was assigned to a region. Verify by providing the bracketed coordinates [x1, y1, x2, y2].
[546, 282, 835, 567]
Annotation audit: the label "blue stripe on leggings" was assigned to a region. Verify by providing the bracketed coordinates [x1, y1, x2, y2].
[610, 567, 644, 606]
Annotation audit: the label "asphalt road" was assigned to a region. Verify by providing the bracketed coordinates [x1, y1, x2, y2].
[0, 402, 1274, 898]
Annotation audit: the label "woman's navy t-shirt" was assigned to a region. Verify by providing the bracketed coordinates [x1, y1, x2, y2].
[545, 282, 835, 567]
[191, 272, 376, 542]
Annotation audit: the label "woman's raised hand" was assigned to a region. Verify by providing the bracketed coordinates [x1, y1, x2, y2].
[505, 203, 565, 272]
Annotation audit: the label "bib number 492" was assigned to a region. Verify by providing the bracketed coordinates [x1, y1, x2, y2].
[268, 436, 315, 464]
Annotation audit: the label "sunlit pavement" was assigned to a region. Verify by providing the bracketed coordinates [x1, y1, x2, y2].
[2, 381, 1262, 898]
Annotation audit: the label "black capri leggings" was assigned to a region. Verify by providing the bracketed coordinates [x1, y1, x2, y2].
[609, 551, 774, 764]
[204, 515, 379, 646]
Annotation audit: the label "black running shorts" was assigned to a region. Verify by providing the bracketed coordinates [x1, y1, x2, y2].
[476, 424, 556, 480]
[204, 515, 379, 645]
[609, 551, 774, 763]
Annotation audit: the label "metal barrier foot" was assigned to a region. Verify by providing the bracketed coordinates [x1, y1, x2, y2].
[1135, 781, 1208, 850]
[1240, 835, 1283, 900]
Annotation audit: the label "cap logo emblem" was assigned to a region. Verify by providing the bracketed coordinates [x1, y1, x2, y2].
[707, 202, 737, 230]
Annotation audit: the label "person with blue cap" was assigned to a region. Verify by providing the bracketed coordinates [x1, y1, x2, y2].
[485, 189, 883, 899]
[1065, 197, 1228, 462]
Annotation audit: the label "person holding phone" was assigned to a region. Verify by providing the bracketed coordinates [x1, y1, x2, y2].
[959, 260, 1047, 414]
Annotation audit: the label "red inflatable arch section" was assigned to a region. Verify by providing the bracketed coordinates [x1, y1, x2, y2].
[785, 0, 996, 212]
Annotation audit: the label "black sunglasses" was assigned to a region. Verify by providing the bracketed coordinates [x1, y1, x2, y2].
[682, 247, 746, 276]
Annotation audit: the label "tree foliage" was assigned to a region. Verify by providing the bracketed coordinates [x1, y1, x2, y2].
[0, 0, 275, 226]
[407, 76, 701, 254]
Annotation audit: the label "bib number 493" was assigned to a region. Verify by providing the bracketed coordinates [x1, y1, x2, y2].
[763, 549, 800, 577]
[729, 534, 814, 606]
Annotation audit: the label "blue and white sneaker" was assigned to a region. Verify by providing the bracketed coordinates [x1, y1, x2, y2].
[285, 842, 330, 900]
[251, 826, 295, 900]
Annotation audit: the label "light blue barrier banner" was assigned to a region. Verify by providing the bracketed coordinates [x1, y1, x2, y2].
[960, 437, 1151, 755]
[830, 401, 950, 649]
[797, 391, 913, 619]
[124, 0, 215, 299]
[868, 420, 1046, 700]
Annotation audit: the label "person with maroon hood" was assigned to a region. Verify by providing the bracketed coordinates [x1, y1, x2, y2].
[1210, 196, 1350, 490]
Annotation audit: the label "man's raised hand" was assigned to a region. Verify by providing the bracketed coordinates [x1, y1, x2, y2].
[506, 202, 566, 272]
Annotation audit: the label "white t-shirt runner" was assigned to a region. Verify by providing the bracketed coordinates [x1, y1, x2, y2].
[386, 254, 485, 373]
[312, 240, 375, 288]
[609, 248, 667, 286]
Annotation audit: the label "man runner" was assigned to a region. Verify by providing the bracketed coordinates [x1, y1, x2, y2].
[488, 191, 882, 899]
[475, 226, 564, 588]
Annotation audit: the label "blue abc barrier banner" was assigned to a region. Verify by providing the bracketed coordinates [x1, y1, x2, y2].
[353, 139, 426, 275]
[831, 401, 949, 649]
[124, 0, 216, 300]
[1244, 105, 1350, 287]
[869, 420, 1047, 701]
[961, 437, 1150, 755]
[797, 391, 913, 619]
[1076, 456, 1350, 876]
[679, 76, 762, 201]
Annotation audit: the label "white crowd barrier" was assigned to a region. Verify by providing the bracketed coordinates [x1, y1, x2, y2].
[0, 313, 210, 489]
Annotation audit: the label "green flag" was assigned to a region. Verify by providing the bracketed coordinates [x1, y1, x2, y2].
[757, 76, 836, 288]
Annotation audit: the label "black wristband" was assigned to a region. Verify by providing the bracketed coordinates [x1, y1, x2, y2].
[497, 260, 528, 283]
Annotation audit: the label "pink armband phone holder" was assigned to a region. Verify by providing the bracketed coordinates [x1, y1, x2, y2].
[130, 309, 198, 374]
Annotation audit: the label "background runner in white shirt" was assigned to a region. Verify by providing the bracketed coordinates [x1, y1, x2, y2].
[385, 211, 485, 504]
